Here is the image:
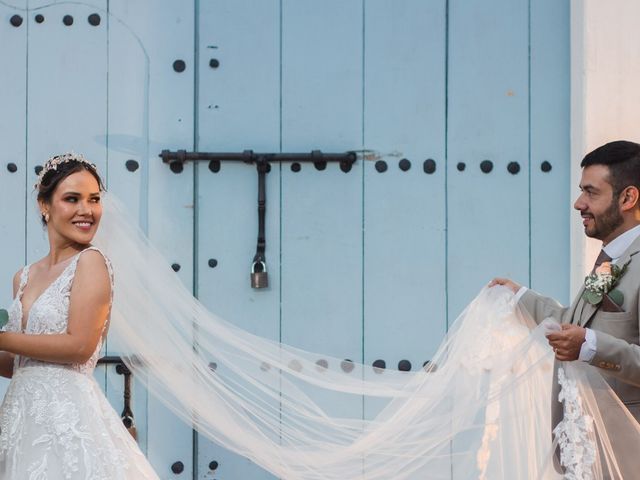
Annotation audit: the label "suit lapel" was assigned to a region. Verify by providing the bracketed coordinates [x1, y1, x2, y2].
[570, 283, 587, 325]
[577, 235, 640, 327]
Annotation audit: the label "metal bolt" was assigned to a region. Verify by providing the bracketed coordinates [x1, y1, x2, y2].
[315, 359, 328, 371]
[125, 159, 139, 172]
[375, 160, 387, 173]
[170, 461, 184, 474]
[480, 160, 493, 173]
[399, 158, 411, 171]
[88, 13, 101, 26]
[507, 161, 520, 174]
[372, 359, 386, 373]
[398, 359, 412, 372]
[340, 359, 355, 373]
[169, 161, 183, 174]
[340, 161, 352, 173]
[314, 160, 327, 171]
[10, 15, 23, 27]
[208, 160, 220, 173]
[173, 59, 186, 72]
[423, 159, 436, 174]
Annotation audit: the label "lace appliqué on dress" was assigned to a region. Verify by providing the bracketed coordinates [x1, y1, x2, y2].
[0, 247, 158, 479]
[553, 367, 596, 480]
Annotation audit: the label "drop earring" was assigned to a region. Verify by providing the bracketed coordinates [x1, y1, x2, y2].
[44, 212, 50, 223]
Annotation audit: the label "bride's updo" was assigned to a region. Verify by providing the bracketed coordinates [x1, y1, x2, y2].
[35, 153, 106, 226]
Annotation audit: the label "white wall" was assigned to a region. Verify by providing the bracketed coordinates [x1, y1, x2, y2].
[570, 0, 640, 295]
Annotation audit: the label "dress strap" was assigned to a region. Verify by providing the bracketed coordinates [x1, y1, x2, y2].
[16, 264, 30, 298]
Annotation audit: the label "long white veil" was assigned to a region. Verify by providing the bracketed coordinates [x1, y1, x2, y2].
[94, 191, 640, 479]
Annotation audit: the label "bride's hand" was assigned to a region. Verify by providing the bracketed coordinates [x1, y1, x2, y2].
[488, 278, 521, 294]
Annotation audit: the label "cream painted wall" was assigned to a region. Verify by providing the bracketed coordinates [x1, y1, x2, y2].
[570, 0, 640, 296]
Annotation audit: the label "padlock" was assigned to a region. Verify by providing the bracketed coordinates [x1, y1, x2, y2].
[251, 261, 268, 289]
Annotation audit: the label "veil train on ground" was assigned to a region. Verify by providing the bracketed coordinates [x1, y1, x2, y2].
[92, 190, 640, 480]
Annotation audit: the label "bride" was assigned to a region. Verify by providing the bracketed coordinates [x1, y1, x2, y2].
[0, 153, 158, 478]
[0, 152, 638, 479]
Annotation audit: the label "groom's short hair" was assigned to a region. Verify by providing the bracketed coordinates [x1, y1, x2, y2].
[581, 140, 640, 197]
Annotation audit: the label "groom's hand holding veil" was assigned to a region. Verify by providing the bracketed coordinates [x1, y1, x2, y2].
[545, 324, 586, 361]
[489, 277, 521, 294]
[489, 278, 586, 360]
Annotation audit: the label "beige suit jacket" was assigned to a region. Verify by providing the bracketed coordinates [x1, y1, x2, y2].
[518, 234, 640, 422]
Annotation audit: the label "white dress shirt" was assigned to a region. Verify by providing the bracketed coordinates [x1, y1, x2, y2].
[516, 224, 640, 361]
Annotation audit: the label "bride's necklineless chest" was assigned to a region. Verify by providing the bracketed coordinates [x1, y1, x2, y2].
[18, 252, 82, 331]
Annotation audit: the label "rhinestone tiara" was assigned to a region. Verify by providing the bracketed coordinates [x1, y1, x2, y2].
[33, 152, 98, 190]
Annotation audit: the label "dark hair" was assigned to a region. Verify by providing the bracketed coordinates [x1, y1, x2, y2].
[581, 140, 640, 198]
[36, 156, 106, 226]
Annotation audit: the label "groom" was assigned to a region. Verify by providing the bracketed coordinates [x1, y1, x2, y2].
[492, 140, 640, 423]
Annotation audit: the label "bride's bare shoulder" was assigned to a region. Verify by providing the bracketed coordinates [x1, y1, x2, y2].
[74, 248, 112, 293]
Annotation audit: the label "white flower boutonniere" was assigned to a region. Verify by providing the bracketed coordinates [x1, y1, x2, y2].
[582, 260, 630, 307]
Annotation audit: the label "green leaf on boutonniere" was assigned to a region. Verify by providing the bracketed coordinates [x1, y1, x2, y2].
[0, 309, 8, 329]
[608, 289, 624, 307]
[583, 290, 603, 305]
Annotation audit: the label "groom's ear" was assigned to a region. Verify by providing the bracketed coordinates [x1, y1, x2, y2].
[619, 185, 640, 212]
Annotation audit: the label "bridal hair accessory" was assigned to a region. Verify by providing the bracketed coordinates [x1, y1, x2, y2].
[33, 152, 98, 190]
[582, 259, 630, 306]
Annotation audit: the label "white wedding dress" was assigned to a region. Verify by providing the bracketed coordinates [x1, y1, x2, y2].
[0, 246, 158, 479]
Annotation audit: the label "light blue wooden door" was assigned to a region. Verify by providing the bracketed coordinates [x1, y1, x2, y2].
[0, 1, 569, 479]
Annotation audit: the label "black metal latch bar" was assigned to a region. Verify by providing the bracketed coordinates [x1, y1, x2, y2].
[159, 149, 357, 289]
[98, 355, 138, 439]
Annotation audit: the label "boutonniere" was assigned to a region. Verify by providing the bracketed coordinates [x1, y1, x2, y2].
[582, 260, 630, 306]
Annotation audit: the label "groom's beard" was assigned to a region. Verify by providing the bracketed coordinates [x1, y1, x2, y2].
[583, 201, 624, 241]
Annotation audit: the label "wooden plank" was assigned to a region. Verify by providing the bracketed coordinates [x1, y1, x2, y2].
[447, 1, 529, 475]
[280, 0, 363, 419]
[25, 1, 108, 262]
[103, 1, 154, 455]
[363, 0, 447, 423]
[0, 0, 27, 396]
[108, 1, 196, 476]
[447, 0, 530, 322]
[530, 0, 570, 303]
[195, 0, 280, 478]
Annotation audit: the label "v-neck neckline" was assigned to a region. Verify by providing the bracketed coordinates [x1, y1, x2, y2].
[18, 251, 84, 332]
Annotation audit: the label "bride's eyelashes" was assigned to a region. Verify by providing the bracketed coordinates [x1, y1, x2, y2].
[64, 196, 101, 203]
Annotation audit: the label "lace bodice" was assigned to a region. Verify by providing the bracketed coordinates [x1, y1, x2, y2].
[5, 246, 114, 374]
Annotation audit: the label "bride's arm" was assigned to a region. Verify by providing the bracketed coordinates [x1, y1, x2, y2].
[0, 251, 111, 365]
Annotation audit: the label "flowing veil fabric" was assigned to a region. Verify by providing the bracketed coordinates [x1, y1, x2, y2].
[92, 191, 640, 479]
